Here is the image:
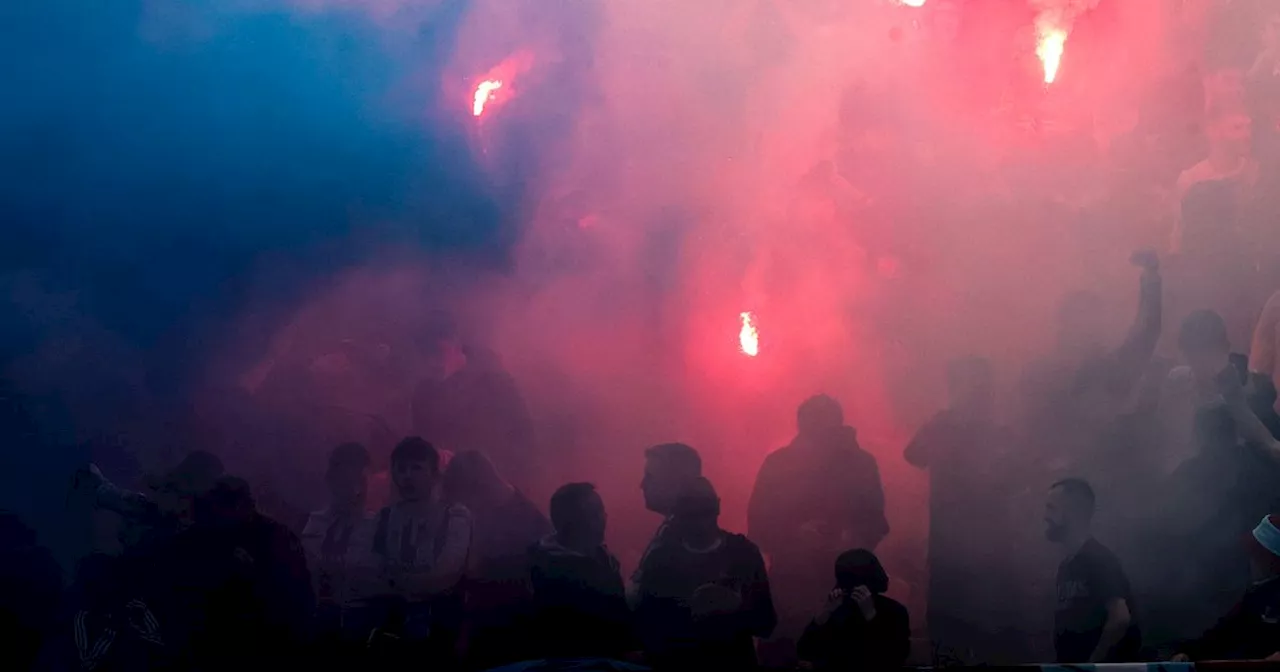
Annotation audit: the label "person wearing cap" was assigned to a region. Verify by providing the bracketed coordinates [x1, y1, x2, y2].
[797, 548, 910, 671]
[1174, 514, 1280, 661]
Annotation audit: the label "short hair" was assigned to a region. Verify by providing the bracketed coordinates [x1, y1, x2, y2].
[1178, 309, 1230, 352]
[328, 442, 371, 473]
[672, 476, 720, 520]
[549, 482, 599, 532]
[797, 394, 844, 433]
[391, 436, 440, 472]
[1051, 478, 1096, 518]
[645, 443, 702, 477]
[835, 549, 889, 594]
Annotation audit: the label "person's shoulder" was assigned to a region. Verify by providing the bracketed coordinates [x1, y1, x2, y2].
[875, 594, 910, 618]
[723, 532, 765, 559]
[1080, 538, 1124, 568]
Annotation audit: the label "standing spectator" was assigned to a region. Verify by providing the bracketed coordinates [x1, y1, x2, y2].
[1174, 110, 1257, 253]
[1045, 478, 1141, 663]
[748, 395, 887, 649]
[410, 318, 536, 489]
[904, 356, 1019, 662]
[797, 549, 910, 671]
[632, 443, 703, 599]
[368, 437, 472, 669]
[300, 442, 377, 663]
[526, 482, 633, 661]
[443, 450, 549, 668]
[1175, 513, 1280, 661]
[636, 477, 776, 670]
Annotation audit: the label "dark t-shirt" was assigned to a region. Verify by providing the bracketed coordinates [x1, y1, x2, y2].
[1054, 538, 1141, 663]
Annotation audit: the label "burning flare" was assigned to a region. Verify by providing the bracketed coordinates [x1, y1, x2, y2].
[1036, 26, 1067, 84]
[900, 0, 926, 7]
[473, 80, 503, 117]
[739, 311, 759, 357]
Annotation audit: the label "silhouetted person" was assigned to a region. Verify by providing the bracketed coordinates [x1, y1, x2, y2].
[301, 442, 378, 663]
[1020, 252, 1161, 474]
[636, 477, 776, 670]
[443, 450, 549, 668]
[368, 437, 472, 669]
[170, 476, 314, 670]
[410, 319, 536, 488]
[1175, 514, 1280, 661]
[1160, 309, 1236, 471]
[1045, 478, 1140, 663]
[0, 512, 61, 671]
[632, 442, 703, 595]
[797, 549, 910, 671]
[525, 482, 633, 661]
[748, 395, 887, 647]
[904, 356, 1018, 662]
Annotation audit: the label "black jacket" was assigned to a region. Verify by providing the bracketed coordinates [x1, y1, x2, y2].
[1183, 577, 1280, 661]
[798, 594, 911, 670]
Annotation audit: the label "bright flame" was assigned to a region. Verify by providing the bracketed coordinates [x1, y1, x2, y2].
[739, 311, 759, 357]
[473, 80, 503, 117]
[900, 0, 926, 7]
[1036, 27, 1067, 84]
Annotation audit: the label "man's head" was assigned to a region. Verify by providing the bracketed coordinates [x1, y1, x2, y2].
[1179, 309, 1230, 382]
[1045, 478, 1095, 543]
[326, 442, 371, 513]
[835, 548, 889, 594]
[390, 436, 441, 503]
[946, 356, 994, 416]
[641, 442, 702, 515]
[797, 394, 844, 437]
[1207, 109, 1253, 158]
[670, 476, 721, 541]
[442, 450, 508, 510]
[550, 482, 607, 548]
[151, 450, 225, 528]
[195, 476, 256, 529]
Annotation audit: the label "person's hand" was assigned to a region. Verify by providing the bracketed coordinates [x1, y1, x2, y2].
[1171, 653, 1191, 663]
[689, 583, 742, 620]
[1130, 248, 1160, 273]
[815, 588, 845, 625]
[1215, 363, 1247, 405]
[850, 585, 877, 621]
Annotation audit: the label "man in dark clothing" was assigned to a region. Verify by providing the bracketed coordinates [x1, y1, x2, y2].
[631, 442, 703, 598]
[172, 476, 315, 670]
[411, 322, 536, 489]
[443, 450, 550, 668]
[636, 477, 776, 670]
[797, 548, 910, 671]
[1176, 514, 1280, 661]
[904, 356, 1019, 662]
[525, 482, 633, 661]
[748, 395, 888, 648]
[1045, 478, 1141, 663]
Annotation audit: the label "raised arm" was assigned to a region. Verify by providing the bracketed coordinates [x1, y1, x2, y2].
[1111, 250, 1162, 392]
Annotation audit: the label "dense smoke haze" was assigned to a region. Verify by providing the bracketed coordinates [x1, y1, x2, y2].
[0, 0, 1236, 616]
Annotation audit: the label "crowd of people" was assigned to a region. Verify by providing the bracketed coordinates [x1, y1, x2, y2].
[6, 249, 1280, 671]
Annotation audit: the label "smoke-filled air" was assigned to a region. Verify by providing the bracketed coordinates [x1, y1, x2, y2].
[6, 0, 1280, 669]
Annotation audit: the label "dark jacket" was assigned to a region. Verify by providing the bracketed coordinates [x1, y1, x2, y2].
[1182, 577, 1280, 661]
[635, 532, 776, 670]
[524, 535, 634, 661]
[798, 594, 911, 670]
[748, 426, 888, 576]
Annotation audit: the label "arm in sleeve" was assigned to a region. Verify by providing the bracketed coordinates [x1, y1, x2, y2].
[1111, 266, 1162, 395]
[729, 543, 778, 640]
[903, 416, 940, 469]
[1181, 600, 1247, 661]
[746, 454, 787, 554]
[797, 618, 835, 664]
[869, 600, 912, 668]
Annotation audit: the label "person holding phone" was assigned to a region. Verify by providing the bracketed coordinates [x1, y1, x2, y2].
[797, 549, 910, 671]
